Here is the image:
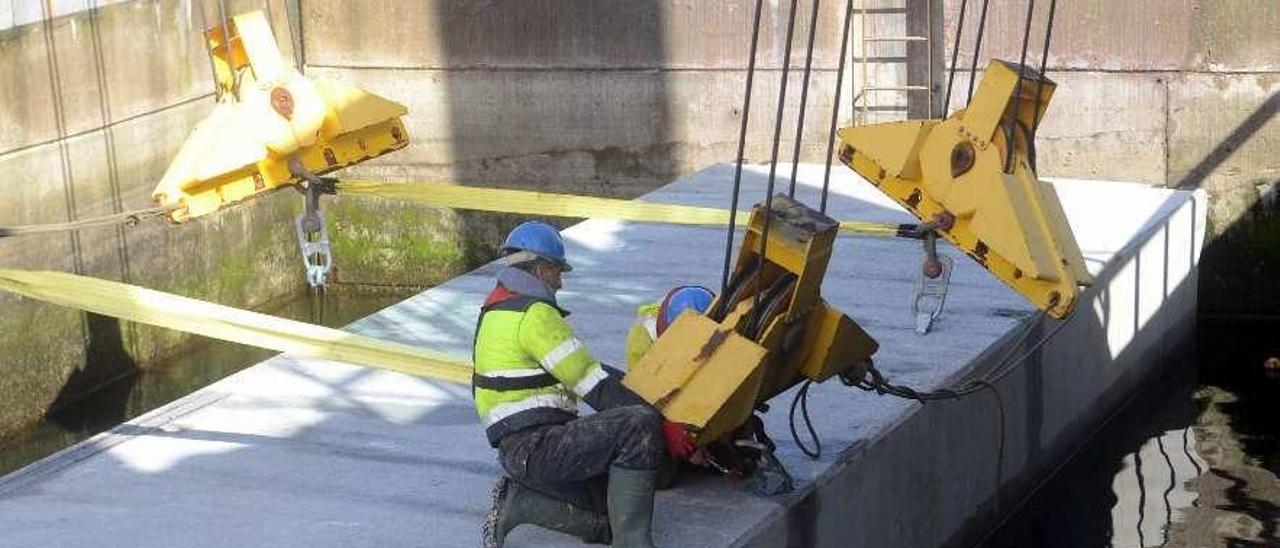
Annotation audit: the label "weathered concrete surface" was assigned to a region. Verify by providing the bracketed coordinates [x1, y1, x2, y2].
[0, 0, 310, 440]
[944, 0, 1280, 72]
[304, 0, 927, 186]
[0, 164, 1202, 547]
[941, 0, 1280, 318]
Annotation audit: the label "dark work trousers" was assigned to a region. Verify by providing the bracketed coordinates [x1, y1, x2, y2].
[497, 404, 664, 514]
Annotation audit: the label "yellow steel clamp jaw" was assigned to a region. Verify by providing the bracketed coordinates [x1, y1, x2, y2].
[836, 60, 1092, 319]
[150, 10, 409, 224]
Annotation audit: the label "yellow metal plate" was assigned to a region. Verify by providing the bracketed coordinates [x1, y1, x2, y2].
[623, 313, 768, 444]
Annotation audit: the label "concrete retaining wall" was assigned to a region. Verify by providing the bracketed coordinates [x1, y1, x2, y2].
[0, 0, 307, 439]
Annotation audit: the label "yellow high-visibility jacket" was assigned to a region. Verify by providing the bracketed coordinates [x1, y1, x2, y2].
[473, 293, 640, 447]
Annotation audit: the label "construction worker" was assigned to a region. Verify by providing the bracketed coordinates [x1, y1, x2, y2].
[625, 285, 716, 368]
[476, 221, 694, 548]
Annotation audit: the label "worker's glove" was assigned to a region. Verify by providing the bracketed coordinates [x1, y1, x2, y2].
[661, 421, 697, 460]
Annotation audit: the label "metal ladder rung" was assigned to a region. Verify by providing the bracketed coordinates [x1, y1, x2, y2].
[863, 36, 928, 43]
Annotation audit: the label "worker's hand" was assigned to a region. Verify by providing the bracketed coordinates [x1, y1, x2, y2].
[661, 421, 697, 460]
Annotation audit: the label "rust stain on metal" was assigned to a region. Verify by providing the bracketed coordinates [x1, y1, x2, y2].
[694, 329, 731, 363]
[653, 388, 681, 410]
[839, 145, 855, 165]
[906, 189, 923, 210]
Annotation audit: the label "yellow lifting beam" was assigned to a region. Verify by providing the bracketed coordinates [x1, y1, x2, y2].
[837, 60, 1092, 319]
[151, 10, 409, 223]
[624, 195, 878, 445]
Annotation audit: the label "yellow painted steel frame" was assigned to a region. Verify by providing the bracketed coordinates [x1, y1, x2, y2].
[837, 60, 1092, 319]
[152, 10, 409, 222]
[624, 195, 878, 444]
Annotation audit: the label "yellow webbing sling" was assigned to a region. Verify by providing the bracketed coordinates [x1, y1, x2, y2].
[336, 180, 899, 236]
[0, 269, 472, 385]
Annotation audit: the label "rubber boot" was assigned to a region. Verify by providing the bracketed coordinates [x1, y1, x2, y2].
[606, 466, 658, 548]
[482, 476, 611, 548]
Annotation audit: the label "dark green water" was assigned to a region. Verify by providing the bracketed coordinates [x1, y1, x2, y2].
[977, 322, 1280, 548]
[0, 288, 415, 477]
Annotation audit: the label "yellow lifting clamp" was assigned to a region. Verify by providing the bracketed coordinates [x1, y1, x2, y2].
[150, 10, 409, 222]
[624, 195, 879, 446]
[837, 60, 1092, 319]
[151, 10, 409, 287]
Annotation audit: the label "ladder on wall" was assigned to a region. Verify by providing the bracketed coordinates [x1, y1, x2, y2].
[850, 0, 934, 126]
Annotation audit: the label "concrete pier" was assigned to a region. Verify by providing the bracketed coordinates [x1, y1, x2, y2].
[0, 163, 1203, 547]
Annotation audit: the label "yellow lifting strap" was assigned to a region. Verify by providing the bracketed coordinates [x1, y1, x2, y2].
[335, 180, 901, 236]
[836, 60, 1092, 319]
[0, 269, 472, 385]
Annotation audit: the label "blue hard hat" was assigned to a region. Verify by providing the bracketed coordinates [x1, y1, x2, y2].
[658, 285, 715, 334]
[502, 221, 572, 271]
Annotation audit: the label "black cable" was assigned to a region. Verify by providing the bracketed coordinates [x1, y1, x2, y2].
[942, 0, 968, 117]
[819, 0, 856, 214]
[1006, 0, 1036, 174]
[756, 0, 803, 314]
[788, 0, 823, 198]
[789, 380, 822, 459]
[965, 0, 991, 104]
[1032, 0, 1058, 130]
[217, 0, 232, 63]
[720, 0, 767, 298]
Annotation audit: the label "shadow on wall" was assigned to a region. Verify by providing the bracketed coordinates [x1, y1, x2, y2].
[1180, 92, 1280, 319]
[437, 0, 675, 279]
[45, 314, 139, 433]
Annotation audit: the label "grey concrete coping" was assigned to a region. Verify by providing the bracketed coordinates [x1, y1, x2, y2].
[0, 163, 1204, 547]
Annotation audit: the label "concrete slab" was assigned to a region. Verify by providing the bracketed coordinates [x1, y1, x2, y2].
[0, 163, 1203, 547]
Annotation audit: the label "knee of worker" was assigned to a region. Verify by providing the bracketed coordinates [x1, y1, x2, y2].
[617, 405, 663, 453]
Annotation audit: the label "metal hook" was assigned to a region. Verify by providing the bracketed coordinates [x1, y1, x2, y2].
[913, 230, 953, 334]
[290, 159, 333, 288]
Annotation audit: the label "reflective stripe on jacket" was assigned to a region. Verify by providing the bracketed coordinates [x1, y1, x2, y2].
[473, 294, 611, 447]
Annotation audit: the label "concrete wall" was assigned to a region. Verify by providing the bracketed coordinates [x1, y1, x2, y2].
[0, 0, 307, 440]
[939, 0, 1280, 317]
[301, 0, 904, 284]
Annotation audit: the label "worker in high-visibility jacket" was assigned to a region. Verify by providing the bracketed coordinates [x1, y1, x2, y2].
[476, 221, 693, 548]
[625, 285, 716, 368]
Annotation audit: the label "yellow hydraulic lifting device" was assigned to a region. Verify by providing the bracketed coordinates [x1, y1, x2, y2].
[624, 194, 879, 478]
[151, 10, 409, 286]
[837, 60, 1092, 319]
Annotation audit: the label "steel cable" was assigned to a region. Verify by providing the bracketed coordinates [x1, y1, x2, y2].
[0, 207, 175, 238]
[820, 0, 856, 214]
[965, 0, 991, 103]
[788, 0, 824, 198]
[720, 0, 768, 297]
[942, 0, 969, 116]
[755, 0, 804, 314]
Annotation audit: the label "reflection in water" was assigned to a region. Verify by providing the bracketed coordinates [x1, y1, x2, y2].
[1108, 425, 1206, 548]
[0, 288, 414, 477]
[980, 324, 1280, 548]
